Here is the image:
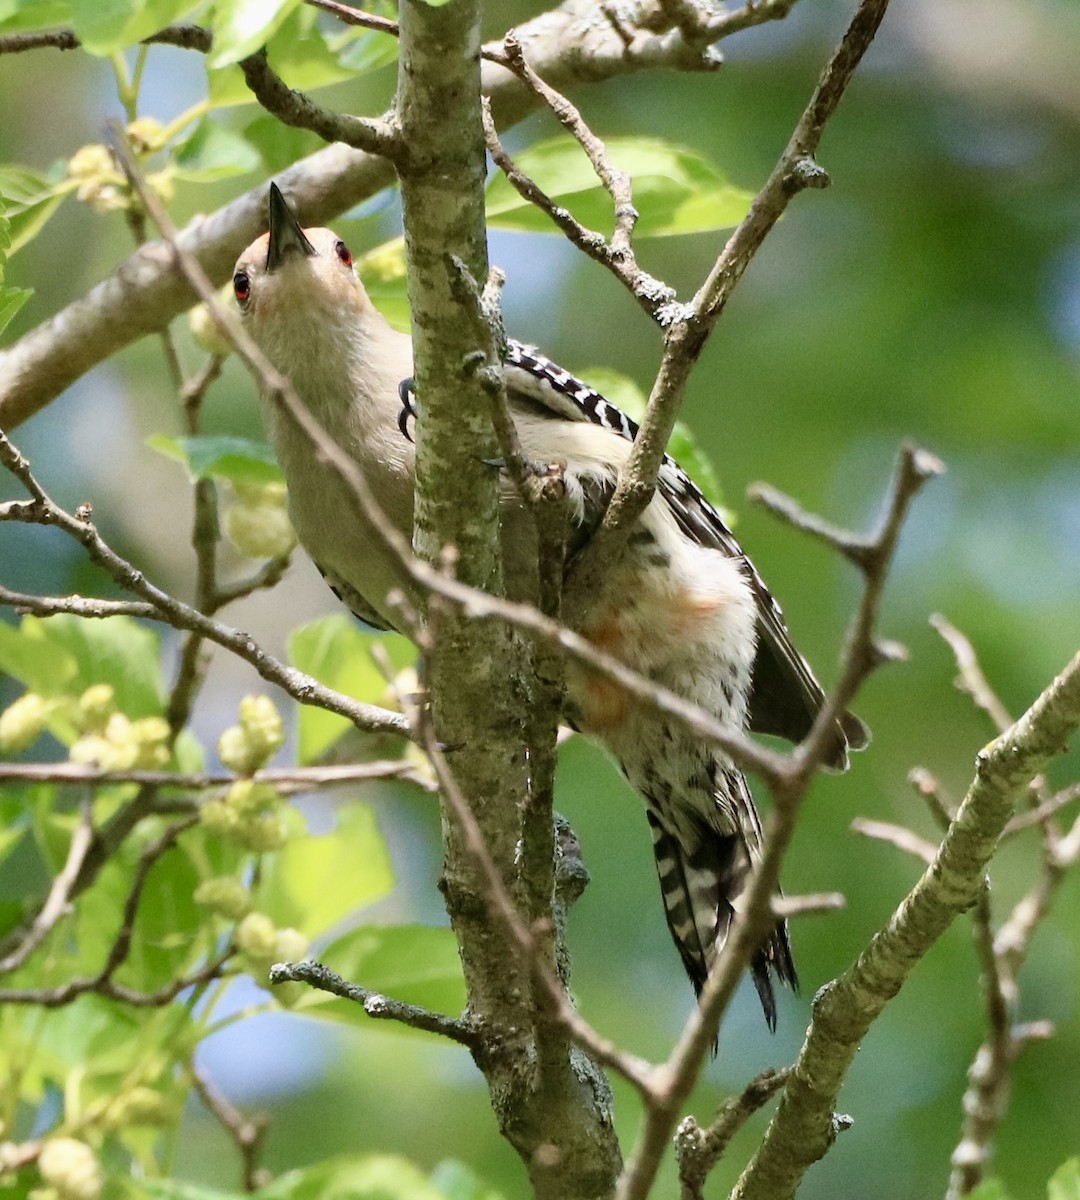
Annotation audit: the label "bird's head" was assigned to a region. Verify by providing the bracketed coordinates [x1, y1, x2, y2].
[232, 184, 375, 362]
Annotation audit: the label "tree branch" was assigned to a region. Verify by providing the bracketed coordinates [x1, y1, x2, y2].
[0, 0, 780, 431]
[238, 49, 403, 162]
[564, 0, 894, 626]
[613, 438, 933, 1200]
[269, 959, 477, 1047]
[731, 647, 1080, 1200]
[0, 439, 408, 747]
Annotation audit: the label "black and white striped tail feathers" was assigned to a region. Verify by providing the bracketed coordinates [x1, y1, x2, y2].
[643, 784, 797, 1032]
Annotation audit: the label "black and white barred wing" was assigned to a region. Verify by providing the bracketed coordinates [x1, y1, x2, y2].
[503, 340, 868, 769]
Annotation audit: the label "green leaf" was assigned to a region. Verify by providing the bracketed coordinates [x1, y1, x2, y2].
[257, 803, 395, 938]
[297, 924, 466, 1030]
[0, 163, 73, 255]
[264, 7, 358, 89]
[173, 118, 261, 183]
[69, 0, 202, 54]
[206, 62, 252, 109]
[966, 1182, 1012, 1200]
[29, 614, 165, 717]
[148, 435, 284, 486]
[0, 2, 73, 34]
[0, 285, 31, 336]
[0, 616, 79, 695]
[1049, 1159, 1080, 1200]
[576, 366, 728, 516]
[208, 0, 302, 69]
[429, 1162, 505, 1200]
[73, 822, 208, 990]
[242, 114, 322, 176]
[359, 237, 410, 334]
[257, 1155, 444, 1200]
[137, 1184, 241, 1200]
[0, 199, 32, 335]
[331, 5, 399, 76]
[287, 615, 413, 764]
[486, 136, 753, 238]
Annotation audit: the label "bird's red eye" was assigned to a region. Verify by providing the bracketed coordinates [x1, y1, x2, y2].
[334, 240, 353, 268]
[233, 270, 251, 307]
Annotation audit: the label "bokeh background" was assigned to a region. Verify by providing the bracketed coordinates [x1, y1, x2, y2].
[2, 0, 1079, 1196]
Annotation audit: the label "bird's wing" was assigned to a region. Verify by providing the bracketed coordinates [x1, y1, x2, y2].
[503, 341, 869, 768]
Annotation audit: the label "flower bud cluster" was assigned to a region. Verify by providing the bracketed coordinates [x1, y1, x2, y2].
[193, 875, 252, 921]
[200, 780, 288, 852]
[236, 912, 309, 1006]
[66, 119, 172, 214]
[223, 482, 297, 561]
[217, 695, 286, 775]
[36, 1138, 103, 1200]
[187, 289, 235, 358]
[0, 684, 171, 770]
[68, 685, 170, 771]
[103, 1086, 176, 1130]
[0, 692, 49, 754]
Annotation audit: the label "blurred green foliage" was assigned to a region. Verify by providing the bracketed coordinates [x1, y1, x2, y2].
[1, 1, 1079, 1199]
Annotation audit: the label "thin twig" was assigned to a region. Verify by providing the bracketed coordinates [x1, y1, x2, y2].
[269, 959, 478, 1047]
[613, 438, 932, 1200]
[1003, 783, 1080, 839]
[676, 1067, 791, 1200]
[191, 1066, 269, 1193]
[850, 818, 938, 865]
[304, 0, 399, 38]
[238, 50, 403, 163]
[480, 102, 675, 317]
[406, 645, 657, 1094]
[734, 647, 1080, 1200]
[908, 766, 955, 831]
[567, 0, 898, 632]
[0, 25, 212, 55]
[0, 760, 431, 791]
[501, 30, 639, 260]
[931, 613, 1014, 734]
[0, 436, 409, 743]
[771, 892, 846, 919]
[0, 803, 94, 976]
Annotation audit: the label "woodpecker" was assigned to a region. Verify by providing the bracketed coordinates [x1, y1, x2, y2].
[233, 183, 868, 1029]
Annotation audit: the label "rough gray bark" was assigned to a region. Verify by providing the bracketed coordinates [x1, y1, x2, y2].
[396, 3, 621, 1196]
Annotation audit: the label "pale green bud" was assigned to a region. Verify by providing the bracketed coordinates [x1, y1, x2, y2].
[217, 724, 260, 775]
[274, 927, 308, 963]
[75, 685, 115, 733]
[105, 1085, 174, 1129]
[0, 693, 49, 754]
[193, 876, 252, 921]
[273, 980, 307, 1008]
[37, 1138, 103, 1200]
[233, 813, 288, 853]
[188, 294, 234, 358]
[239, 695, 285, 756]
[226, 779, 280, 815]
[146, 168, 173, 206]
[224, 501, 297, 561]
[67, 144, 114, 181]
[129, 716, 171, 769]
[126, 117, 165, 155]
[199, 798, 241, 835]
[236, 912, 277, 959]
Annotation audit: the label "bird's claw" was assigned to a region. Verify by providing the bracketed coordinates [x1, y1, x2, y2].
[397, 376, 417, 443]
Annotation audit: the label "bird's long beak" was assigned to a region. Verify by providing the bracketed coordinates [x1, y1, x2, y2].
[266, 183, 317, 272]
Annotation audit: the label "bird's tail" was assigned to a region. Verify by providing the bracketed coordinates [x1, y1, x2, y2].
[644, 787, 797, 1031]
